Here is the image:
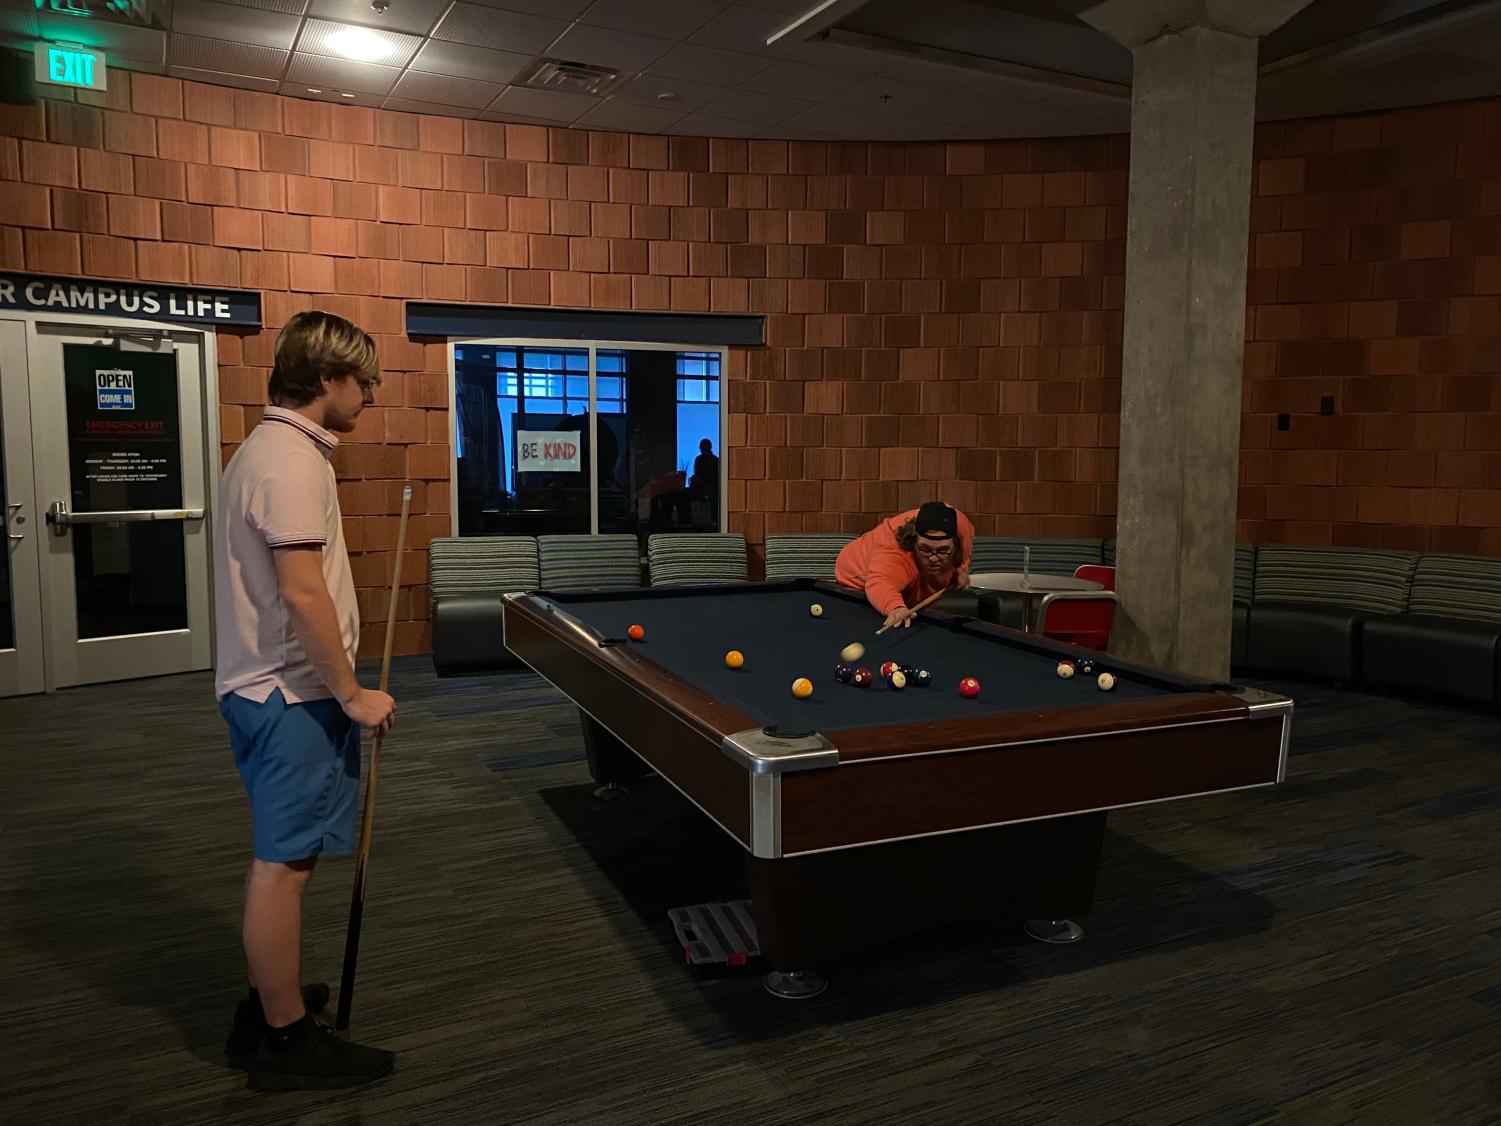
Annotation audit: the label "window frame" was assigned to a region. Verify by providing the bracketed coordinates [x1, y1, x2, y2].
[447, 338, 728, 537]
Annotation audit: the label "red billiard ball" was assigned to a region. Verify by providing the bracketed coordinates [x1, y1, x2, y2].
[879, 660, 898, 680]
[852, 667, 874, 687]
[958, 677, 981, 698]
[627, 624, 645, 641]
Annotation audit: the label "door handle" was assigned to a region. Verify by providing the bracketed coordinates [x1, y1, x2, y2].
[47, 500, 204, 535]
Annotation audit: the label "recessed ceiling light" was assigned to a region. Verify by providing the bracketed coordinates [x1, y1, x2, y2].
[340, 91, 356, 98]
[656, 91, 681, 102]
[327, 26, 386, 62]
[307, 87, 322, 94]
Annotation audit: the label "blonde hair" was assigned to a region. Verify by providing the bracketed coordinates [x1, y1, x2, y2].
[268, 310, 380, 407]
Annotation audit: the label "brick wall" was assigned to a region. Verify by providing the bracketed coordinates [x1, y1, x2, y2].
[2, 72, 1498, 655]
[1243, 100, 1501, 554]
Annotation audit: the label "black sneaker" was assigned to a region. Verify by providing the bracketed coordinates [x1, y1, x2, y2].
[223, 984, 331, 1069]
[246, 1017, 395, 1091]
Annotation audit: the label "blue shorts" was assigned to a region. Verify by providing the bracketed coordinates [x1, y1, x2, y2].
[220, 689, 361, 863]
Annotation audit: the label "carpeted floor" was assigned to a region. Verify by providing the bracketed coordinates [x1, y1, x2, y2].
[2, 658, 1499, 1125]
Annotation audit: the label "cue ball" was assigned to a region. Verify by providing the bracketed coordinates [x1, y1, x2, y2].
[841, 642, 865, 663]
[792, 678, 813, 698]
[887, 669, 907, 690]
[1057, 661, 1075, 679]
[724, 650, 744, 669]
[810, 603, 823, 617]
[880, 660, 898, 680]
[914, 668, 931, 687]
[835, 662, 854, 683]
[852, 667, 874, 687]
[627, 624, 645, 641]
[959, 677, 981, 698]
[1097, 672, 1116, 692]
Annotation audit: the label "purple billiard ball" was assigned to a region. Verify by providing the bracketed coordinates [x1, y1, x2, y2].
[835, 662, 854, 683]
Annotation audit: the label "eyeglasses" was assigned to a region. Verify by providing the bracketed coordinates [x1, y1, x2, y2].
[915, 544, 951, 559]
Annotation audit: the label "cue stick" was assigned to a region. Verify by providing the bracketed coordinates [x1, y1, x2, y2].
[873, 586, 950, 635]
[336, 482, 412, 1033]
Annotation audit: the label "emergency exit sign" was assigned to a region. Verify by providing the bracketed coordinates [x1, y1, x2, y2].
[34, 43, 107, 91]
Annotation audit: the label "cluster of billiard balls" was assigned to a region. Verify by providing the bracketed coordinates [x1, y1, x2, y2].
[1057, 656, 1116, 691]
[834, 658, 934, 691]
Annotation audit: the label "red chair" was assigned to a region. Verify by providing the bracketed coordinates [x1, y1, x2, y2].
[1037, 591, 1118, 651]
[1074, 564, 1116, 591]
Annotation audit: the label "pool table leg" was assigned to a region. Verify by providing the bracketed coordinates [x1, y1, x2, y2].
[578, 712, 652, 799]
[744, 812, 1109, 989]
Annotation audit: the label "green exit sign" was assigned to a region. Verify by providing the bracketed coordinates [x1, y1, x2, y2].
[33, 43, 107, 91]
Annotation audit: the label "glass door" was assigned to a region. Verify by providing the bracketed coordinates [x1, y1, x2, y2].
[0, 319, 44, 697]
[28, 324, 213, 688]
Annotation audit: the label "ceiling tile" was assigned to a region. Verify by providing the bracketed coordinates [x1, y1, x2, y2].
[615, 72, 728, 114]
[478, 108, 576, 126]
[856, 116, 961, 142]
[575, 98, 685, 133]
[546, 23, 675, 74]
[33, 14, 165, 64]
[785, 38, 884, 75]
[170, 35, 291, 80]
[172, 0, 301, 51]
[467, 0, 592, 16]
[390, 69, 503, 108]
[432, 3, 569, 54]
[781, 101, 886, 135]
[218, 0, 308, 12]
[666, 113, 760, 137]
[409, 40, 533, 84]
[699, 87, 810, 125]
[581, 0, 725, 41]
[739, 58, 861, 100]
[296, 18, 422, 68]
[172, 65, 283, 92]
[280, 83, 385, 106]
[648, 43, 771, 86]
[285, 52, 404, 94]
[871, 52, 984, 92]
[755, 124, 837, 140]
[307, 0, 452, 36]
[383, 96, 481, 118]
[688, 4, 793, 56]
[487, 84, 598, 122]
[826, 74, 945, 115]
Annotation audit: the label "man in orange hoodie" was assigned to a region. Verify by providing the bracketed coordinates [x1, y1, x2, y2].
[835, 501, 975, 630]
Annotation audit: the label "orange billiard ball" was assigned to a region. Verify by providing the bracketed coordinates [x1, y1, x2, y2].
[627, 624, 645, 641]
[725, 650, 745, 669]
[791, 677, 813, 698]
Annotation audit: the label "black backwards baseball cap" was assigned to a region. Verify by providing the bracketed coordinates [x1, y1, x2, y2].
[915, 501, 958, 540]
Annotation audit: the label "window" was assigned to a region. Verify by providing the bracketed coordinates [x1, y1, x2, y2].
[453, 343, 724, 541]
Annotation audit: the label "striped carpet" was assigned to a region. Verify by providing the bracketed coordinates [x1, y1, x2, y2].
[1, 658, 1499, 1125]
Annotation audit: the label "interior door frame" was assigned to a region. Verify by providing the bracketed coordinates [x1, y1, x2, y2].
[0, 317, 45, 697]
[11, 311, 222, 692]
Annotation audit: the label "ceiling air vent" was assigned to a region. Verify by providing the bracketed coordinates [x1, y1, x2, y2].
[517, 57, 621, 97]
[36, 0, 163, 26]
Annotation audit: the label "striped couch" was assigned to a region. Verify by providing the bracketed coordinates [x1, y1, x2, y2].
[429, 536, 540, 675]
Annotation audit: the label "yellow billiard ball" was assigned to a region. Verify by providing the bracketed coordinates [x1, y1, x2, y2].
[725, 650, 744, 669]
[791, 677, 813, 698]
[810, 603, 823, 617]
[840, 642, 865, 663]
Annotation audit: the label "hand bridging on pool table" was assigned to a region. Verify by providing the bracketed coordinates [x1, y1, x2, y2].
[953, 572, 971, 590]
[342, 687, 396, 736]
[883, 606, 917, 630]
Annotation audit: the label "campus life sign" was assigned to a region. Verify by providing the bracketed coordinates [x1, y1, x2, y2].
[0, 273, 262, 327]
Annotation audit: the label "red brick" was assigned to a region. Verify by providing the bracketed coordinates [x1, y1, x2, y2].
[108, 195, 160, 239]
[22, 141, 77, 188]
[210, 127, 260, 171]
[213, 207, 263, 249]
[131, 74, 183, 119]
[104, 112, 156, 157]
[27, 229, 82, 274]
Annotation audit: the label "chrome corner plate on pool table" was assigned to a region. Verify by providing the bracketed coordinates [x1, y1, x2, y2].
[503, 581, 1294, 983]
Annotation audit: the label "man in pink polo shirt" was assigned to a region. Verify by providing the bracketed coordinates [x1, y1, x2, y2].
[214, 310, 396, 1090]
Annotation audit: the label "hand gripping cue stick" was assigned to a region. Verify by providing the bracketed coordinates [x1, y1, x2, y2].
[873, 586, 949, 636]
[336, 483, 412, 1033]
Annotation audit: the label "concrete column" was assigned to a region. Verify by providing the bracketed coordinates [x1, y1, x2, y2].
[1080, 1, 1314, 679]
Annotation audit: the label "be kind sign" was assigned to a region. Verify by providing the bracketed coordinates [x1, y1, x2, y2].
[517, 431, 581, 472]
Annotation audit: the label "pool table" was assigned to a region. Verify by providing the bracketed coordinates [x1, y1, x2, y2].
[503, 580, 1292, 994]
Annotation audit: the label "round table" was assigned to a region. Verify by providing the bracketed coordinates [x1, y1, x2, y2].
[968, 572, 1104, 633]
